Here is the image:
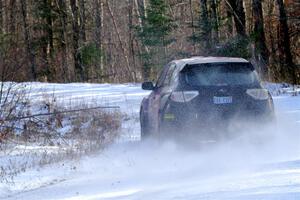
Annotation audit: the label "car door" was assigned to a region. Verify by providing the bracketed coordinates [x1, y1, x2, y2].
[148, 63, 176, 132]
[147, 64, 169, 132]
[159, 63, 177, 113]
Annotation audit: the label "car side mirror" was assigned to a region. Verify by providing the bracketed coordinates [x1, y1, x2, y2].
[142, 82, 155, 90]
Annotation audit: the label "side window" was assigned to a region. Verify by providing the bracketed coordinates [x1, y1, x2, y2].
[156, 65, 170, 88]
[170, 67, 179, 86]
[163, 63, 176, 86]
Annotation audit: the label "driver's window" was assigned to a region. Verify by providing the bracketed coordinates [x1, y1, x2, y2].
[156, 64, 170, 88]
[163, 63, 176, 86]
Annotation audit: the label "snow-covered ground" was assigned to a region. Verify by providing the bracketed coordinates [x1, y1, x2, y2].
[26, 82, 150, 141]
[1, 82, 300, 200]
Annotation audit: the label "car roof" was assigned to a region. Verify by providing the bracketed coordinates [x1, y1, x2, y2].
[172, 56, 249, 71]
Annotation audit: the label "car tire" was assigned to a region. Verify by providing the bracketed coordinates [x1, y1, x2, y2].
[140, 111, 151, 140]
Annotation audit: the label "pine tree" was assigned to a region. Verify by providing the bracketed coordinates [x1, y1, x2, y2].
[189, 0, 211, 53]
[136, 0, 175, 80]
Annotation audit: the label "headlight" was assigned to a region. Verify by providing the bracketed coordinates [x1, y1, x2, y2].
[170, 91, 199, 102]
[246, 89, 269, 100]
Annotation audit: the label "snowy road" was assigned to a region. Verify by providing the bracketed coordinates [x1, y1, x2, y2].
[1, 83, 300, 200]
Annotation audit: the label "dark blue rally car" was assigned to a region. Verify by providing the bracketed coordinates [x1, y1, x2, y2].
[140, 57, 274, 140]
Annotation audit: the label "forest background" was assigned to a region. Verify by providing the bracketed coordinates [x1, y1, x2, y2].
[0, 0, 299, 84]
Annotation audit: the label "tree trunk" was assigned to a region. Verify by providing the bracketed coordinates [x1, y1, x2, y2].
[20, 0, 37, 81]
[46, 0, 54, 56]
[136, 0, 146, 21]
[8, 0, 16, 34]
[135, 0, 150, 81]
[36, 0, 51, 81]
[94, 0, 102, 49]
[276, 0, 297, 84]
[79, 0, 86, 42]
[199, 0, 211, 50]
[107, 30, 116, 82]
[128, 0, 137, 82]
[106, 0, 133, 82]
[227, 0, 246, 36]
[189, 0, 196, 52]
[94, 0, 103, 81]
[210, 0, 219, 44]
[70, 0, 84, 81]
[252, 0, 269, 79]
[226, 3, 233, 38]
[266, 0, 278, 81]
[57, 0, 69, 82]
[79, 0, 87, 79]
[0, 0, 3, 33]
[235, 0, 246, 36]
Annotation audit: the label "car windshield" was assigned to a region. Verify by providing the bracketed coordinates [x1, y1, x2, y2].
[184, 63, 259, 86]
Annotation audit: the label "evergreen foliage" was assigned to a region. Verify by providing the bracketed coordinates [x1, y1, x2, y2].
[214, 36, 251, 58]
[81, 43, 102, 67]
[0, 0, 298, 83]
[188, 0, 213, 52]
[136, 0, 176, 79]
[137, 0, 175, 47]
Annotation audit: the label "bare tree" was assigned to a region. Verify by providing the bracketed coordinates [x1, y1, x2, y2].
[79, 0, 86, 42]
[46, 0, 54, 57]
[225, 1, 234, 38]
[189, 0, 196, 51]
[276, 0, 297, 84]
[70, 0, 84, 81]
[266, 0, 279, 80]
[8, 0, 16, 34]
[94, 0, 103, 81]
[0, 0, 298, 83]
[135, 0, 151, 80]
[252, 0, 269, 79]
[57, 0, 69, 81]
[210, 0, 219, 44]
[199, 0, 211, 49]
[106, 0, 133, 82]
[226, 0, 246, 36]
[0, 0, 3, 34]
[128, 0, 137, 82]
[20, 0, 37, 81]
